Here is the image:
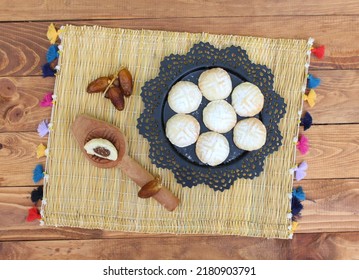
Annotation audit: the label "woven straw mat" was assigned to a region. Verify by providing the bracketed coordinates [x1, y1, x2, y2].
[42, 24, 311, 239]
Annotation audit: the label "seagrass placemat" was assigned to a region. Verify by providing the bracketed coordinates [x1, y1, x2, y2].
[42, 25, 311, 239]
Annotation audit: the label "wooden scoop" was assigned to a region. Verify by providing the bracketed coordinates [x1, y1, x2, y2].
[71, 114, 179, 211]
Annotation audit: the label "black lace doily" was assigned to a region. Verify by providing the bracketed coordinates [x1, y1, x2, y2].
[137, 42, 286, 191]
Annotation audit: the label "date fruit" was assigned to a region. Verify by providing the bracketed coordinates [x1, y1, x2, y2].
[87, 77, 110, 93]
[138, 177, 161, 198]
[108, 87, 125, 111]
[113, 78, 120, 87]
[118, 68, 133, 97]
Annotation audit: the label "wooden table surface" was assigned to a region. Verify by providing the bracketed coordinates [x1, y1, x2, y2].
[0, 0, 358, 260]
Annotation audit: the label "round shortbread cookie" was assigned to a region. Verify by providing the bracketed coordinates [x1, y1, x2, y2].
[198, 68, 232, 101]
[231, 82, 264, 117]
[166, 114, 200, 148]
[168, 81, 203, 113]
[203, 100, 237, 133]
[196, 132, 230, 166]
[233, 118, 267, 151]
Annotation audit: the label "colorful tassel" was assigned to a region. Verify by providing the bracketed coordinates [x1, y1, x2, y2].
[36, 143, 47, 158]
[291, 186, 306, 223]
[307, 74, 321, 89]
[311, 45, 325, 59]
[46, 45, 59, 63]
[37, 120, 49, 137]
[31, 186, 43, 203]
[47, 23, 62, 44]
[294, 161, 308, 181]
[300, 112, 312, 131]
[39, 92, 53, 107]
[292, 221, 299, 232]
[26, 206, 41, 222]
[33, 164, 44, 183]
[293, 186, 306, 201]
[303, 89, 316, 107]
[297, 135, 309, 155]
[42, 63, 55, 77]
[291, 196, 303, 216]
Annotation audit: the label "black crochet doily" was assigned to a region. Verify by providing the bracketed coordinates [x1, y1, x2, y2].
[137, 42, 286, 191]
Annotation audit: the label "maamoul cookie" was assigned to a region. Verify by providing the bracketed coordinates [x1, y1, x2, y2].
[196, 132, 230, 166]
[231, 82, 264, 117]
[168, 81, 202, 113]
[203, 100, 237, 133]
[233, 118, 267, 151]
[166, 114, 200, 148]
[198, 68, 232, 101]
[84, 138, 118, 161]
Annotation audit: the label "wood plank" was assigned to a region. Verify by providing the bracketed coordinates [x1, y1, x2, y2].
[0, 232, 358, 259]
[294, 179, 359, 233]
[296, 124, 359, 179]
[0, 132, 46, 187]
[308, 70, 359, 124]
[0, 17, 358, 77]
[0, 71, 357, 134]
[0, 77, 53, 132]
[1, 0, 359, 21]
[0, 179, 357, 241]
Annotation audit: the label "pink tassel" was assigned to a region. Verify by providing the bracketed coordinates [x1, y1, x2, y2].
[297, 135, 309, 155]
[40, 92, 53, 107]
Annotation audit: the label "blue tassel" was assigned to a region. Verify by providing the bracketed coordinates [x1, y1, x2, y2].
[33, 164, 44, 183]
[46, 44, 59, 63]
[300, 112, 312, 131]
[293, 186, 306, 201]
[42, 63, 55, 77]
[291, 196, 303, 216]
[307, 74, 321, 89]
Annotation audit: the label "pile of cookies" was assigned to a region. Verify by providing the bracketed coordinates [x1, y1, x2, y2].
[165, 67, 267, 166]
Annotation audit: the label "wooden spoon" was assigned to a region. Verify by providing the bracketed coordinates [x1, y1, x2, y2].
[71, 114, 179, 211]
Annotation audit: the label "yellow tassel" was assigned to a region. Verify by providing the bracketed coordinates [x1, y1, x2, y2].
[303, 89, 316, 107]
[292, 221, 299, 232]
[47, 23, 62, 44]
[36, 143, 47, 159]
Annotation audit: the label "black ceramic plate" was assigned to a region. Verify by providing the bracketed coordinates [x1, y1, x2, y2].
[137, 42, 286, 191]
[157, 66, 268, 168]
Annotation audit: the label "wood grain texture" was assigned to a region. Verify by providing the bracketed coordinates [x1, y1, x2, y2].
[1, 0, 359, 21]
[294, 179, 359, 233]
[0, 132, 46, 187]
[296, 124, 359, 179]
[0, 17, 358, 77]
[308, 70, 359, 124]
[0, 179, 357, 241]
[0, 232, 358, 259]
[0, 77, 53, 132]
[0, 23, 47, 76]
